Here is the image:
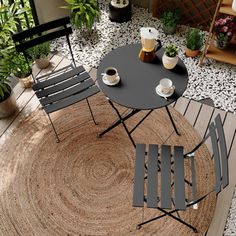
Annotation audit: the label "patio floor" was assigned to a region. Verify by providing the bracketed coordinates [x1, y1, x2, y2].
[0, 54, 236, 235]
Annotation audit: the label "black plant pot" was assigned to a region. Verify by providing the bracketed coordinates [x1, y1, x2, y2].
[109, 1, 132, 23]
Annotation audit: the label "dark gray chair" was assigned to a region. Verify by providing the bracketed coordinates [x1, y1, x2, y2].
[12, 17, 100, 142]
[133, 114, 228, 233]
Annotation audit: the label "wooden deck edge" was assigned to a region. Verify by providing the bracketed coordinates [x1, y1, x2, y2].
[206, 135, 236, 236]
[206, 185, 236, 236]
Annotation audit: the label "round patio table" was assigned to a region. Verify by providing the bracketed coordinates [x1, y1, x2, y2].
[97, 43, 189, 147]
[97, 43, 188, 110]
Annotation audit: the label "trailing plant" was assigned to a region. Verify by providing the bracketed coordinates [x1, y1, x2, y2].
[27, 41, 50, 60]
[185, 27, 204, 50]
[164, 45, 179, 57]
[160, 9, 181, 28]
[62, 0, 100, 31]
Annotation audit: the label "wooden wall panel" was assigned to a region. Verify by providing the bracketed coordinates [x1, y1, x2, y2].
[152, 0, 218, 29]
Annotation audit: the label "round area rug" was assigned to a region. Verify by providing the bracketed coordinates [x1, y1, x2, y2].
[0, 93, 216, 236]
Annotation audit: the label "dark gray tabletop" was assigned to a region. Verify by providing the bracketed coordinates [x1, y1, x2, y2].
[97, 43, 188, 110]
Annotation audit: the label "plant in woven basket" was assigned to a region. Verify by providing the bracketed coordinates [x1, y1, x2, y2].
[27, 42, 51, 69]
[160, 9, 181, 35]
[162, 44, 179, 70]
[185, 27, 204, 57]
[62, 0, 100, 32]
[11, 53, 33, 88]
[11, 53, 32, 78]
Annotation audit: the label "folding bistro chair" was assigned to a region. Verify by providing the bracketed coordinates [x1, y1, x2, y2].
[133, 114, 228, 233]
[12, 17, 100, 142]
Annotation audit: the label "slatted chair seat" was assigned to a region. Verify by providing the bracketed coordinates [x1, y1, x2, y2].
[33, 66, 99, 112]
[133, 144, 196, 212]
[12, 17, 100, 142]
[133, 114, 228, 233]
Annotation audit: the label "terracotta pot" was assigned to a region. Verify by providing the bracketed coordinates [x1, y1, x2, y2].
[162, 53, 178, 69]
[35, 58, 50, 69]
[185, 48, 200, 57]
[19, 75, 34, 88]
[0, 91, 17, 118]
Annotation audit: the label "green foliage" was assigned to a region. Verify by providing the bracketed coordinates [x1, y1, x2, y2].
[11, 53, 32, 78]
[160, 9, 181, 28]
[0, 56, 11, 102]
[185, 27, 204, 50]
[27, 42, 50, 60]
[164, 44, 179, 57]
[0, 2, 22, 101]
[62, 0, 100, 31]
[0, 1, 34, 100]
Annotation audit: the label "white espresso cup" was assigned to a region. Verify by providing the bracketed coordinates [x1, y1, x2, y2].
[102, 67, 118, 83]
[159, 78, 175, 94]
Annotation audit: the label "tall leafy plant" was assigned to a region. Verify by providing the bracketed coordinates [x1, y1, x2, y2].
[0, 2, 29, 101]
[62, 0, 100, 31]
[0, 54, 11, 102]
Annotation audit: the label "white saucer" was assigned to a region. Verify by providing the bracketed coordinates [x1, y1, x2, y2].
[155, 85, 174, 98]
[102, 75, 120, 86]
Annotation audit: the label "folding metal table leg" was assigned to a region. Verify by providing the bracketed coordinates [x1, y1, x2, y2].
[98, 100, 140, 147]
[47, 113, 60, 143]
[129, 110, 153, 134]
[165, 106, 180, 136]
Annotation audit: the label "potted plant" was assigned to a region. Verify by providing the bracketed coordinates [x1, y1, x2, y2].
[61, 0, 100, 32]
[11, 53, 33, 88]
[160, 9, 181, 35]
[0, 2, 29, 117]
[162, 44, 179, 69]
[27, 41, 51, 69]
[214, 16, 236, 50]
[185, 27, 204, 57]
[0, 56, 17, 118]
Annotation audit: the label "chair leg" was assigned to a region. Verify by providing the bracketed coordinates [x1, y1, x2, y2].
[47, 114, 60, 143]
[165, 106, 180, 136]
[86, 98, 98, 125]
[136, 207, 198, 233]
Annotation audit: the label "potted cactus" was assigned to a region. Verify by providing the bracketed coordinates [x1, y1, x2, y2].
[162, 44, 179, 69]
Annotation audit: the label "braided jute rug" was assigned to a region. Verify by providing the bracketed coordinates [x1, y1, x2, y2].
[0, 93, 216, 236]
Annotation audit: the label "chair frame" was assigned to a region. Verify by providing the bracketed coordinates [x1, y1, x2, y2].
[133, 114, 228, 233]
[12, 17, 99, 142]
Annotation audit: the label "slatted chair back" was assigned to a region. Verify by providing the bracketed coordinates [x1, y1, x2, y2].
[12, 16, 75, 65]
[209, 114, 228, 194]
